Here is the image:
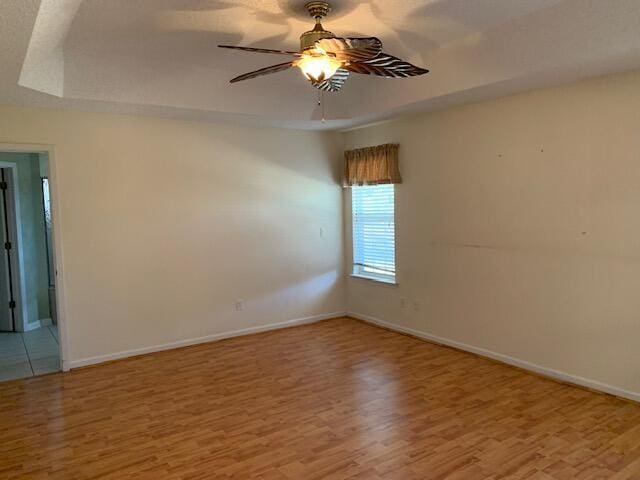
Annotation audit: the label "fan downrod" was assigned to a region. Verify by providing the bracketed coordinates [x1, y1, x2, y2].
[305, 1, 331, 20]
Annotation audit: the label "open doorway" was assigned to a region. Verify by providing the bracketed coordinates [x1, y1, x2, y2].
[0, 151, 60, 381]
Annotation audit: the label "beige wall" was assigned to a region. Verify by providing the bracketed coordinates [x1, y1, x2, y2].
[2, 69, 639, 398]
[0, 106, 346, 365]
[344, 70, 640, 398]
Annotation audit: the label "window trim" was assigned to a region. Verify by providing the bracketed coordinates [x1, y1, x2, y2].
[350, 272, 398, 286]
[352, 264, 397, 284]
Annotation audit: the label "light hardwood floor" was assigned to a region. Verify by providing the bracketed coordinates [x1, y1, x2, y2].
[1, 317, 639, 479]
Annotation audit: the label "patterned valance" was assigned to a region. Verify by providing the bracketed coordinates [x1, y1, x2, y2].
[344, 143, 402, 186]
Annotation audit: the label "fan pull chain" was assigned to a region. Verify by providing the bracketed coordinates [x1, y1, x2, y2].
[315, 90, 326, 123]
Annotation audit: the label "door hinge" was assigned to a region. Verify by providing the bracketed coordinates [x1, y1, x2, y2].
[0, 181, 6, 190]
[9, 300, 16, 309]
[3, 242, 10, 251]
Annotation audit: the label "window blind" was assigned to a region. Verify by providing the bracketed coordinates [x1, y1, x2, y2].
[352, 184, 395, 279]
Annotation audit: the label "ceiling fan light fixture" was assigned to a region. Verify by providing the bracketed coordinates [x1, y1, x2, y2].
[219, 0, 429, 92]
[296, 50, 342, 82]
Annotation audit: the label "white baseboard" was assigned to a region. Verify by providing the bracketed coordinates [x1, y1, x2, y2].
[349, 311, 640, 403]
[25, 317, 52, 331]
[67, 311, 346, 370]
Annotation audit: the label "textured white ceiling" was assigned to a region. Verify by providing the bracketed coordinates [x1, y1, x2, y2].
[2, 0, 640, 129]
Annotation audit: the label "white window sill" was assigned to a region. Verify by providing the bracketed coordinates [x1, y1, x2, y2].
[349, 273, 398, 286]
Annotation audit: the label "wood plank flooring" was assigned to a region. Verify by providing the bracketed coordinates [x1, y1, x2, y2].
[1, 317, 640, 479]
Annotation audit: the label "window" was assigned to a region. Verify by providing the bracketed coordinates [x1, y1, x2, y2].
[351, 184, 396, 283]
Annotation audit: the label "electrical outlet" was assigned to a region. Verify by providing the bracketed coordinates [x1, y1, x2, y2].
[400, 297, 408, 309]
[235, 299, 245, 311]
[413, 300, 421, 312]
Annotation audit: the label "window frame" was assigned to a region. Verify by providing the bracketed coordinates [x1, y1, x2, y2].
[350, 184, 398, 285]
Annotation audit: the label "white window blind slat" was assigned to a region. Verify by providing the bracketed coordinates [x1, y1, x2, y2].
[352, 184, 396, 281]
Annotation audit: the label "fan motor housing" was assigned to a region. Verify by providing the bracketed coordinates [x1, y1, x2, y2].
[300, 23, 335, 51]
[301, 1, 334, 51]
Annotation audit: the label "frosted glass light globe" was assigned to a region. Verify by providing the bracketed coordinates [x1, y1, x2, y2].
[296, 51, 342, 82]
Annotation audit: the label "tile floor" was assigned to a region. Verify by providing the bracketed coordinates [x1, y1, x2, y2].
[0, 325, 60, 382]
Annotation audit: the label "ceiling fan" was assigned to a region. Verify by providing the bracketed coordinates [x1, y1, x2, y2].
[218, 1, 429, 92]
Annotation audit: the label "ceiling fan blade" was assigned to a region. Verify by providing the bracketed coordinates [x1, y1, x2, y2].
[219, 45, 300, 56]
[345, 53, 429, 78]
[230, 62, 294, 83]
[315, 37, 383, 62]
[313, 68, 350, 92]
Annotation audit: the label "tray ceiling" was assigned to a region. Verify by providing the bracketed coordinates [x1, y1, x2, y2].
[2, 0, 640, 130]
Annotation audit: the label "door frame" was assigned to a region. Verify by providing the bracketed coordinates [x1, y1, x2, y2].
[0, 143, 71, 372]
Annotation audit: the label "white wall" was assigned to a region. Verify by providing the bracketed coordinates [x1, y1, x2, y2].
[344, 70, 640, 399]
[0, 106, 346, 365]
